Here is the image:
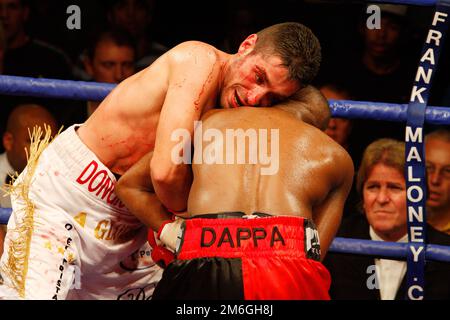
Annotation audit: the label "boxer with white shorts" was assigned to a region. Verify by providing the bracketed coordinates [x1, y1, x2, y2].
[0, 125, 162, 299]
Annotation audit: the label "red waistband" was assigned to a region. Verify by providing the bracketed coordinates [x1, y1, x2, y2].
[178, 215, 320, 260]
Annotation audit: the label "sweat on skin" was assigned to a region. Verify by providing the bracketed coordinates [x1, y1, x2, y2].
[170, 120, 280, 175]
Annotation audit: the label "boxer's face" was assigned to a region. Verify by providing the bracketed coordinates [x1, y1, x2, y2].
[426, 138, 450, 211]
[363, 163, 407, 241]
[220, 36, 300, 109]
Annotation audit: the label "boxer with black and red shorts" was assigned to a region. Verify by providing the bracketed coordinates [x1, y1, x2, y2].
[153, 213, 330, 300]
[116, 87, 354, 300]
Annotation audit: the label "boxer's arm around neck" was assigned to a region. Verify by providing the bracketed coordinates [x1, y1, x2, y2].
[150, 42, 221, 211]
[116, 152, 171, 232]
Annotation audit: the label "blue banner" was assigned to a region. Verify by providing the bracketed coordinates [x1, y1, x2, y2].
[404, 0, 450, 300]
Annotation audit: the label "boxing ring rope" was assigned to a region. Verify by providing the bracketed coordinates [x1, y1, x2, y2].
[0, 75, 450, 265]
[1, 75, 450, 124]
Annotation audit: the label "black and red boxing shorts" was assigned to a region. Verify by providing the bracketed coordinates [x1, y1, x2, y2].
[152, 212, 331, 300]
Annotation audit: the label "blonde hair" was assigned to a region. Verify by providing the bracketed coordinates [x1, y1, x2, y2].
[356, 138, 405, 195]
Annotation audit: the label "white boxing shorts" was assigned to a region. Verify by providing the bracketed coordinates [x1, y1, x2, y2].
[0, 125, 162, 300]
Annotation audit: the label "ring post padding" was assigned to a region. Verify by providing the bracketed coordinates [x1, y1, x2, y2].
[403, 0, 450, 300]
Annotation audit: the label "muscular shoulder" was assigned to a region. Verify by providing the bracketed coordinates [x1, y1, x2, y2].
[168, 41, 219, 67]
[297, 123, 354, 183]
[322, 136, 354, 186]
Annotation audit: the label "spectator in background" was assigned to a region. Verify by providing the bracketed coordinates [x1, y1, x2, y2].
[323, 138, 450, 300]
[0, 0, 72, 79]
[0, 104, 58, 257]
[220, 1, 259, 52]
[331, 4, 418, 158]
[65, 29, 137, 126]
[426, 129, 450, 235]
[346, 4, 415, 104]
[0, 0, 73, 139]
[106, 0, 167, 70]
[82, 29, 136, 116]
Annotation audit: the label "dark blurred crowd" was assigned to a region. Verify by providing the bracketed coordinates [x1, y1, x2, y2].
[1, 0, 450, 300]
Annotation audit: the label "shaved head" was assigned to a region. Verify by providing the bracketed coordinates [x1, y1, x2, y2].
[3, 104, 58, 172]
[7, 104, 56, 131]
[276, 85, 331, 131]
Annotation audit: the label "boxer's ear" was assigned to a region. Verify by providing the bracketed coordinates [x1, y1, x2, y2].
[238, 34, 258, 54]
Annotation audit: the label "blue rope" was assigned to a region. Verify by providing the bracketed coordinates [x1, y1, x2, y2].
[329, 100, 450, 125]
[0, 75, 116, 101]
[330, 237, 450, 263]
[0, 76, 449, 124]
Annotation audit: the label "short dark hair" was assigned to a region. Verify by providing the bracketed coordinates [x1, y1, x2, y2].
[276, 85, 330, 131]
[86, 29, 136, 60]
[253, 22, 321, 86]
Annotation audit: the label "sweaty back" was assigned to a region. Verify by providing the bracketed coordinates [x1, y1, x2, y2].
[188, 107, 341, 219]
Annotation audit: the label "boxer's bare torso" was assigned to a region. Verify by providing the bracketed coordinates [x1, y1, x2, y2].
[188, 107, 354, 253]
[77, 42, 225, 175]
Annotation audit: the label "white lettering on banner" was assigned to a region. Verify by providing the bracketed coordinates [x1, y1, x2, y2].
[409, 12, 448, 105]
[408, 166, 421, 182]
[410, 227, 424, 242]
[408, 285, 424, 300]
[433, 11, 448, 26]
[410, 86, 426, 103]
[415, 67, 433, 84]
[408, 206, 424, 223]
[406, 147, 421, 162]
[407, 185, 423, 203]
[76, 160, 125, 208]
[420, 48, 436, 65]
[426, 30, 443, 46]
[405, 127, 423, 143]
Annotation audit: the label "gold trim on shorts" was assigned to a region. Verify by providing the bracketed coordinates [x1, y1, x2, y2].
[0, 124, 61, 298]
